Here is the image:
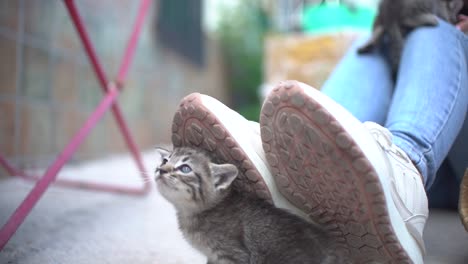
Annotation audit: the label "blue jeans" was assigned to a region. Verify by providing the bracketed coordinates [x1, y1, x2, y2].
[321, 19, 468, 208]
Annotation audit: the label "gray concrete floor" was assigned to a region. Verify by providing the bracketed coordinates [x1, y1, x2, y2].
[0, 152, 467, 264]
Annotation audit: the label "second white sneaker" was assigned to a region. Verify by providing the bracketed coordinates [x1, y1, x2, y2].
[260, 81, 428, 264]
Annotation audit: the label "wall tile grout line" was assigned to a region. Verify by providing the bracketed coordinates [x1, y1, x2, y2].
[0, 27, 79, 66]
[0, 95, 87, 115]
[49, 4, 61, 160]
[0, 26, 164, 77]
[13, 0, 25, 169]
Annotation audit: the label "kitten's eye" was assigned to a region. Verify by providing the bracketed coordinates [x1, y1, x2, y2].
[161, 158, 168, 165]
[179, 164, 192, 173]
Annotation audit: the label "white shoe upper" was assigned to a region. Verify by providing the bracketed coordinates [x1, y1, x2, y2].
[364, 121, 429, 254]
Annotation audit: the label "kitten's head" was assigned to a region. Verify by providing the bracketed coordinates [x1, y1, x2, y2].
[155, 147, 238, 213]
[437, 0, 464, 24]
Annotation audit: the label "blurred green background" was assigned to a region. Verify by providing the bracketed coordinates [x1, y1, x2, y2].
[213, 0, 376, 121]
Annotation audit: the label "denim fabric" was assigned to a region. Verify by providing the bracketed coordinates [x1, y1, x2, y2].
[321, 19, 468, 193]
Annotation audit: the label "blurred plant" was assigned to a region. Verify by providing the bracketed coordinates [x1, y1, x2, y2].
[215, 0, 270, 121]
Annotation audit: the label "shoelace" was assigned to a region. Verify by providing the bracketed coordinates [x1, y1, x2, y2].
[364, 122, 411, 164]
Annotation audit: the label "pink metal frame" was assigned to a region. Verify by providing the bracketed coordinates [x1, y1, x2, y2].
[0, 0, 152, 250]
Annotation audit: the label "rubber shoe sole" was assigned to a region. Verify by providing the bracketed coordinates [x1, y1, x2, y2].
[260, 81, 421, 264]
[171, 93, 272, 200]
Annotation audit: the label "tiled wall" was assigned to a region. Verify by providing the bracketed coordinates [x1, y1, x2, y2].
[0, 0, 227, 174]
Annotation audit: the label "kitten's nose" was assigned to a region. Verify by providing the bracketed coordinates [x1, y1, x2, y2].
[158, 164, 173, 174]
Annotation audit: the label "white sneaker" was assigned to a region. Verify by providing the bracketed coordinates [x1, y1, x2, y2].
[171, 93, 306, 218]
[260, 81, 428, 264]
[364, 121, 428, 256]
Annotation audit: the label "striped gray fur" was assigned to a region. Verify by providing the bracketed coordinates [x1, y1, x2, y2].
[155, 147, 348, 264]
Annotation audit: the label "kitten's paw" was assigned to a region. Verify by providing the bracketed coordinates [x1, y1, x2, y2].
[423, 14, 439, 26]
[357, 26, 383, 54]
[357, 42, 374, 54]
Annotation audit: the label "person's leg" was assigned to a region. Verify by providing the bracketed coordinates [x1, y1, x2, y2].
[260, 19, 468, 263]
[321, 35, 393, 124]
[386, 19, 468, 189]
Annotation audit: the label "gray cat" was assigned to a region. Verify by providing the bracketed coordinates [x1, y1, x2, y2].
[155, 147, 348, 264]
[358, 0, 464, 77]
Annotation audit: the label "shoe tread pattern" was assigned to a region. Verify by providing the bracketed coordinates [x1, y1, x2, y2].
[172, 93, 272, 201]
[260, 81, 412, 263]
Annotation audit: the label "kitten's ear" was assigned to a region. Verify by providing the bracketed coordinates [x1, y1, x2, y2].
[210, 163, 238, 191]
[449, 0, 464, 12]
[155, 147, 171, 159]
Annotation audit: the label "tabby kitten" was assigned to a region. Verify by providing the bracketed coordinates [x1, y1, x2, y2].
[358, 0, 464, 77]
[155, 147, 347, 264]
